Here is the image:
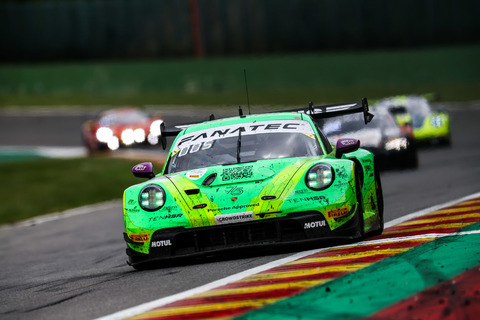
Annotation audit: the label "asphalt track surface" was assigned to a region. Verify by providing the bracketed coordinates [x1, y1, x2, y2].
[0, 103, 479, 319]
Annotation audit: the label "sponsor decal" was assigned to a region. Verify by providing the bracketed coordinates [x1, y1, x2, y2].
[231, 197, 238, 202]
[163, 205, 179, 212]
[215, 211, 254, 225]
[186, 168, 208, 180]
[173, 120, 314, 150]
[149, 213, 183, 222]
[151, 240, 172, 247]
[193, 204, 207, 209]
[208, 203, 259, 212]
[134, 164, 147, 171]
[304, 221, 326, 229]
[227, 186, 244, 196]
[293, 189, 310, 195]
[340, 139, 357, 146]
[129, 233, 150, 242]
[286, 195, 326, 204]
[128, 199, 136, 205]
[222, 166, 253, 181]
[126, 206, 140, 213]
[326, 206, 350, 219]
[365, 164, 373, 173]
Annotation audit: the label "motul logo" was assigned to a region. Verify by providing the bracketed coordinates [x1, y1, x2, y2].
[304, 221, 326, 229]
[151, 240, 172, 247]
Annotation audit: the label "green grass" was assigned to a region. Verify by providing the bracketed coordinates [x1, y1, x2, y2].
[0, 157, 162, 225]
[1, 44, 479, 106]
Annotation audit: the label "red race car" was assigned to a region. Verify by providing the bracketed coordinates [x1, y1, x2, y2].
[81, 108, 163, 153]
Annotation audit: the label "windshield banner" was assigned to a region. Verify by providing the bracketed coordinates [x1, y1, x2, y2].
[173, 120, 314, 152]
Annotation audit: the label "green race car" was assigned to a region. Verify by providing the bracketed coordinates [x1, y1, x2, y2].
[380, 95, 451, 146]
[123, 99, 384, 269]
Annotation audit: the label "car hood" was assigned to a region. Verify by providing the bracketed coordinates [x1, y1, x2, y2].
[155, 157, 323, 225]
[166, 156, 318, 192]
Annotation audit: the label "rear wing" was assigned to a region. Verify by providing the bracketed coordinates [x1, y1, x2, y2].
[159, 114, 215, 149]
[282, 98, 373, 124]
[160, 114, 216, 138]
[159, 98, 372, 149]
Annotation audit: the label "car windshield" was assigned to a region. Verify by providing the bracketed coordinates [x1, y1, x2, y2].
[166, 120, 322, 174]
[318, 113, 369, 136]
[317, 109, 395, 136]
[402, 99, 431, 128]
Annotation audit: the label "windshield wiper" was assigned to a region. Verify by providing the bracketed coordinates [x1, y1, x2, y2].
[236, 129, 241, 164]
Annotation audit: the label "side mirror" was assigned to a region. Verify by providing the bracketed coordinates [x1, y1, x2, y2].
[132, 162, 155, 179]
[335, 138, 360, 158]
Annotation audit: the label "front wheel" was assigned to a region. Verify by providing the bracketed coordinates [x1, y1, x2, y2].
[367, 164, 384, 237]
[354, 166, 365, 239]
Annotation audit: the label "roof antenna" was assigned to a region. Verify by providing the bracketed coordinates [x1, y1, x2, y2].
[244, 69, 251, 115]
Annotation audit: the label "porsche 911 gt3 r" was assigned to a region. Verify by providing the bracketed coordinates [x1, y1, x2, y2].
[81, 108, 163, 153]
[317, 107, 418, 170]
[377, 95, 451, 146]
[122, 99, 384, 269]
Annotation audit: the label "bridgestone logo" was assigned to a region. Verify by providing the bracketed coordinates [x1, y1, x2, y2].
[215, 211, 254, 225]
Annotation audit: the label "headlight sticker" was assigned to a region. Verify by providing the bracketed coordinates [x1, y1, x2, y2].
[186, 168, 208, 180]
[129, 233, 150, 242]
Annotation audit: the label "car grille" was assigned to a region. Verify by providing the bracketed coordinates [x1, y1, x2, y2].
[169, 218, 306, 256]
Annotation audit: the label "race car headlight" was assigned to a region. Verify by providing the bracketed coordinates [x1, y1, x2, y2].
[133, 128, 145, 143]
[96, 127, 113, 143]
[306, 164, 334, 191]
[139, 185, 166, 211]
[107, 136, 120, 151]
[121, 129, 135, 145]
[385, 137, 408, 151]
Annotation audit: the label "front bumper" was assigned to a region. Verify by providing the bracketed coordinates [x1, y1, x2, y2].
[125, 209, 363, 267]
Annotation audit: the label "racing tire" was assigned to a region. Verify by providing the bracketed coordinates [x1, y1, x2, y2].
[367, 163, 384, 237]
[354, 165, 365, 239]
[404, 138, 419, 169]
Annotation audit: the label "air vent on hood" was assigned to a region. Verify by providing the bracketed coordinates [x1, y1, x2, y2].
[184, 188, 200, 195]
[261, 196, 277, 200]
[202, 173, 217, 186]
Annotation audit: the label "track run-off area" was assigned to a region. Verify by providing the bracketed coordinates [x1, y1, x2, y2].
[94, 193, 480, 320]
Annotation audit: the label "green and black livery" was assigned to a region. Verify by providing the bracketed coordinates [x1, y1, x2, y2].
[123, 99, 384, 269]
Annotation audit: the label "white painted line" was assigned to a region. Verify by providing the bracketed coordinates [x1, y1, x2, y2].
[92, 191, 480, 320]
[93, 247, 326, 320]
[0, 146, 87, 158]
[36, 146, 87, 158]
[0, 200, 121, 230]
